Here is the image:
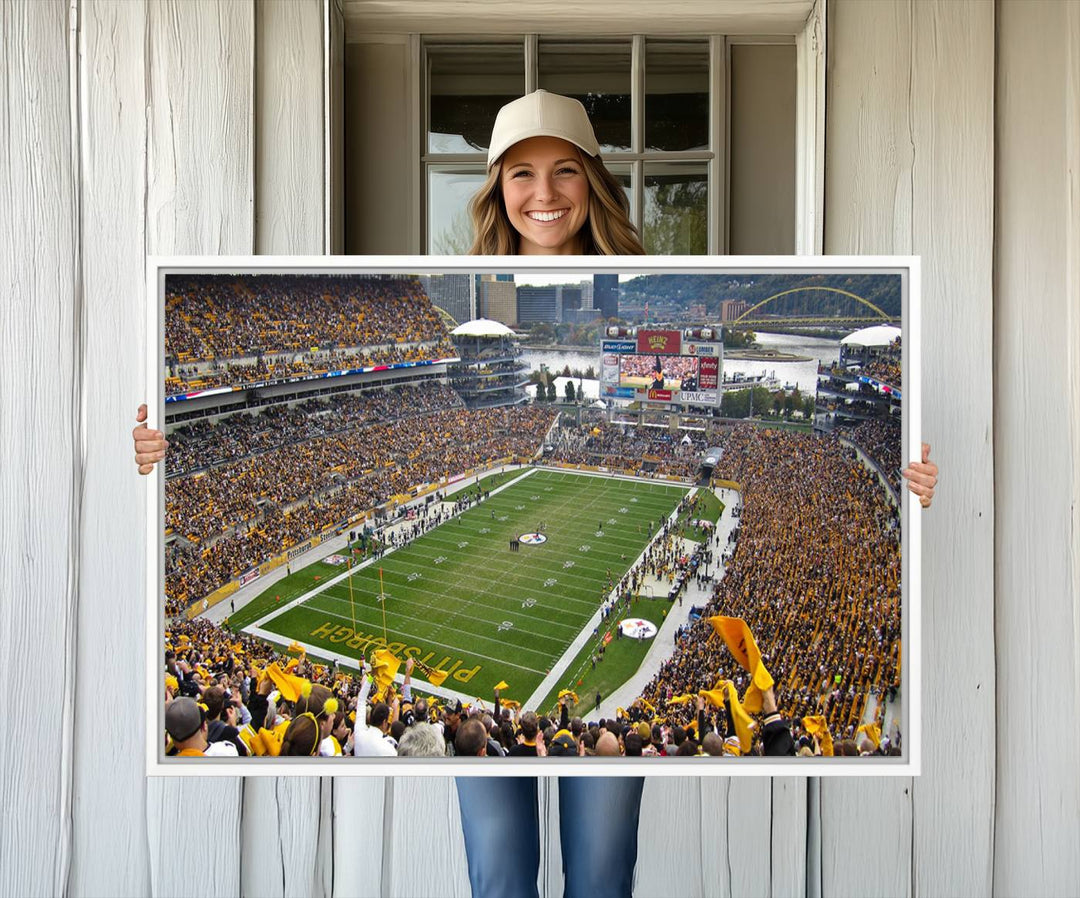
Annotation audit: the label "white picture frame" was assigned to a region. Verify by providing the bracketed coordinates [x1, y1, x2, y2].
[146, 254, 920, 777]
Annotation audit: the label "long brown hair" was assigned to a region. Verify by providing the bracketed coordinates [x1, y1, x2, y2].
[281, 712, 320, 756]
[468, 150, 645, 256]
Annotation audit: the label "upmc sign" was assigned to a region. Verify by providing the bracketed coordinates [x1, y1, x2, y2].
[636, 329, 682, 355]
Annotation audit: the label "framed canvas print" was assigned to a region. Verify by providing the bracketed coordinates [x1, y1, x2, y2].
[145, 255, 920, 776]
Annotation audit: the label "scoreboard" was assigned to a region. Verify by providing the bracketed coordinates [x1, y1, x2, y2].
[599, 327, 723, 408]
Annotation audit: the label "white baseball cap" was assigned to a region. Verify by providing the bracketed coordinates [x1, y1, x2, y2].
[486, 90, 601, 169]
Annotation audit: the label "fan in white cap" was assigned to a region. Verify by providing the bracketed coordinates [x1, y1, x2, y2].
[486, 90, 601, 168]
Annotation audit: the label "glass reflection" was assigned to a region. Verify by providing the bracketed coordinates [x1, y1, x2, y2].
[538, 41, 632, 153]
[428, 168, 487, 253]
[643, 163, 707, 254]
[645, 41, 709, 152]
[428, 44, 525, 154]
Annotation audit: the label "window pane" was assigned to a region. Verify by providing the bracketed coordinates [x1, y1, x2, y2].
[428, 167, 487, 253]
[538, 40, 632, 153]
[645, 40, 709, 152]
[604, 163, 634, 223]
[643, 163, 707, 254]
[428, 44, 524, 154]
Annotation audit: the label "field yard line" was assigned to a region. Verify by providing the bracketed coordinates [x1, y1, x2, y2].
[534, 464, 692, 491]
[523, 486, 698, 710]
[415, 468, 645, 669]
[269, 598, 558, 664]
[312, 587, 574, 645]
[392, 539, 643, 600]
[316, 577, 585, 632]
[375, 555, 608, 609]
[247, 618, 548, 676]
[420, 525, 655, 556]
[247, 469, 542, 632]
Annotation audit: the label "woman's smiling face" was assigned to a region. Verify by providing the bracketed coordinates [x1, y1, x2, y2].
[499, 136, 590, 254]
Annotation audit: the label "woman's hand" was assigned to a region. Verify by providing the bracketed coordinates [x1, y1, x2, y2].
[133, 403, 168, 474]
[902, 442, 938, 508]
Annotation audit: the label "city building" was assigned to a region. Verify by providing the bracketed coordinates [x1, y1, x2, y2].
[517, 285, 561, 326]
[478, 276, 517, 327]
[593, 274, 619, 319]
[578, 280, 594, 310]
[721, 299, 750, 322]
[419, 274, 472, 325]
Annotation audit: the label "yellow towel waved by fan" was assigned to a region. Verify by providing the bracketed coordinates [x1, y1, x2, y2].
[494, 680, 510, 692]
[707, 615, 773, 712]
[558, 689, 578, 704]
[723, 681, 756, 754]
[699, 681, 755, 753]
[265, 662, 309, 703]
[802, 715, 834, 757]
[856, 722, 881, 751]
[371, 649, 402, 699]
[697, 688, 725, 709]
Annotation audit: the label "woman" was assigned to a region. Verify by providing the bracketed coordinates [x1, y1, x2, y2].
[133, 90, 938, 898]
[279, 712, 320, 757]
[467, 90, 643, 257]
[453, 90, 647, 898]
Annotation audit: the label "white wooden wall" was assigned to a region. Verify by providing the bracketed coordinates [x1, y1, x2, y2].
[823, 2, 997, 894]
[1, 1, 1076, 896]
[993, 1, 1080, 894]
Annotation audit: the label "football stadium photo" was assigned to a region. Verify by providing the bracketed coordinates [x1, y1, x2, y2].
[155, 266, 912, 764]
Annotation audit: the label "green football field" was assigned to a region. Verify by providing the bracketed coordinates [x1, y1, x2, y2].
[247, 468, 688, 704]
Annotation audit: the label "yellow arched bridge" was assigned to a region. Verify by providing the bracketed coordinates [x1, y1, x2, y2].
[730, 286, 899, 326]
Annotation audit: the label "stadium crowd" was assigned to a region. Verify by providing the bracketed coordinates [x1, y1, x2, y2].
[164, 625, 810, 759]
[637, 424, 900, 742]
[863, 358, 901, 388]
[164, 274, 456, 395]
[165, 398, 555, 611]
[847, 417, 902, 495]
[166, 384, 463, 477]
[550, 423, 709, 479]
[162, 411, 902, 760]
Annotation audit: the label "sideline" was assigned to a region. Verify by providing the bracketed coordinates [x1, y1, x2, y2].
[594, 486, 742, 720]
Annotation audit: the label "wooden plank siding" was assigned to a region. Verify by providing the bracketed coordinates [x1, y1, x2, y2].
[0, 3, 1076, 898]
[71, 1, 152, 894]
[0, 2, 79, 896]
[993, 2, 1080, 895]
[823, 3, 997, 896]
[245, 3, 329, 897]
[143, 1, 254, 894]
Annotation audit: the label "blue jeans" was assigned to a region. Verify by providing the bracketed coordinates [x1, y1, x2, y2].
[455, 776, 645, 898]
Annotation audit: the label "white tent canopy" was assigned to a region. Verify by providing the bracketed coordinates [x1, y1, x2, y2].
[450, 318, 517, 338]
[840, 324, 901, 348]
